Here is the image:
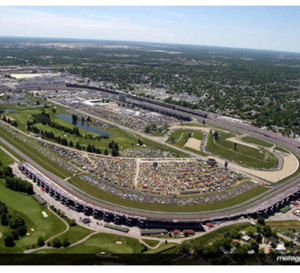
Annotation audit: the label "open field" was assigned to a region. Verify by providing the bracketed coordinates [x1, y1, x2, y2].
[0, 182, 66, 253]
[241, 136, 273, 148]
[266, 220, 300, 228]
[54, 225, 93, 245]
[206, 131, 277, 169]
[0, 147, 14, 166]
[166, 129, 204, 156]
[35, 233, 143, 254]
[144, 243, 178, 254]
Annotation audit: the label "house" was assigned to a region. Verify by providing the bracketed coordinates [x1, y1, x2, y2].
[275, 243, 286, 252]
[241, 235, 251, 242]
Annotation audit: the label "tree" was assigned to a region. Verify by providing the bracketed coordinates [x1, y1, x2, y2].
[270, 241, 276, 249]
[213, 131, 219, 140]
[4, 234, 15, 247]
[38, 236, 45, 247]
[255, 234, 263, 244]
[1, 213, 9, 226]
[52, 238, 62, 248]
[9, 216, 25, 230]
[257, 216, 265, 226]
[262, 225, 272, 238]
[62, 238, 70, 248]
[251, 241, 259, 253]
[72, 114, 78, 125]
[69, 219, 76, 226]
[234, 143, 238, 151]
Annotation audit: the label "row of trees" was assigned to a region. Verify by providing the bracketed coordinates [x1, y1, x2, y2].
[5, 177, 34, 195]
[108, 140, 119, 157]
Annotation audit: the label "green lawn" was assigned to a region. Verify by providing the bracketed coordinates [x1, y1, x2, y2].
[207, 131, 277, 169]
[144, 243, 178, 254]
[266, 220, 300, 228]
[142, 239, 160, 248]
[36, 233, 143, 254]
[167, 129, 204, 148]
[55, 225, 93, 245]
[167, 129, 204, 156]
[0, 147, 14, 166]
[0, 182, 66, 253]
[241, 136, 273, 148]
[275, 146, 289, 153]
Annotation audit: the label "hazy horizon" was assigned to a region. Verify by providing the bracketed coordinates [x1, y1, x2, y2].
[0, 6, 300, 53]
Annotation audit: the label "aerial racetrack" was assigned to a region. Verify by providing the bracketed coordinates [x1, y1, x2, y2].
[0, 86, 300, 226]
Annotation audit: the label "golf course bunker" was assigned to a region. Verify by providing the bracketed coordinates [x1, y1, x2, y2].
[184, 137, 202, 151]
[212, 151, 299, 183]
[41, 211, 48, 218]
[226, 137, 259, 150]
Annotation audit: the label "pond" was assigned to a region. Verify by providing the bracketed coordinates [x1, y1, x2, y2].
[56, 113, 113, 137]
[0, 108, 15, 112]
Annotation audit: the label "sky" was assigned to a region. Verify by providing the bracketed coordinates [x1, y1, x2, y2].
[0, 6, 300, 52]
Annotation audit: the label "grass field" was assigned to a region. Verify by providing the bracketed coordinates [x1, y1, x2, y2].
[166, 129, 205, 156]
[241, 136, 273, 148]
[275, 146, 289, 153]
[167, 129, 204, 148]
[144, 243, 178, 254]
[54, 225, 93, 245]
[0, 182, 66, 253]
[266, 220, 300, 228]
[36, 233, 143, 254]
[0, 147, 14, 166]
[206, 131, 277, 169]
[142, 239, 160, 248]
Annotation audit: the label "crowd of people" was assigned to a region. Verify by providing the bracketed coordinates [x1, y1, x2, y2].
[78, 172, 257, 206]
[138, 160, 248, 196]
[119, 147, 175, 158]
[88, 155, 136, 189]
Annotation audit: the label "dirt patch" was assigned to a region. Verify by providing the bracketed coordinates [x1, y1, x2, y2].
[184, 138, 202, 151]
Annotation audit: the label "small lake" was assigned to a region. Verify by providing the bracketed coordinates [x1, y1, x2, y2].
[56, 113, 113, 137]
[0, 108, 15, 112]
